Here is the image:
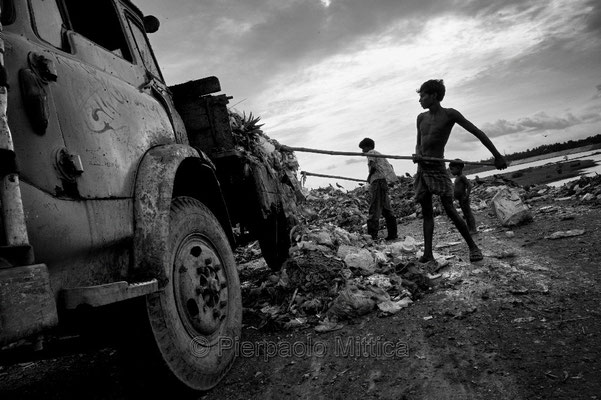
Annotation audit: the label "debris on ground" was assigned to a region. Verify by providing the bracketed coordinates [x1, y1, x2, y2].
[236, 170, 601, 332]
[544, 229, 586, 240]
[491, 187, 533, 226]
[229, 109, 304, 221]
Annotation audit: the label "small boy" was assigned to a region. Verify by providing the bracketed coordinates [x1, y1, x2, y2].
[358, 138, 398, 241]
[449, 160, 477, 234]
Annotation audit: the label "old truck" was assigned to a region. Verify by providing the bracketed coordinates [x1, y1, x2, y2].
[0, 0, 298, 393]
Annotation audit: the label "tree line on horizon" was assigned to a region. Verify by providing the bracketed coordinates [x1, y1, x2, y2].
[463, 133, 601, 173]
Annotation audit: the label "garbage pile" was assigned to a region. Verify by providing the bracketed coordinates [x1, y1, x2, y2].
[524, 174, 601, 203]
[237, 167, 601, 332]
[449, 172, 601, 228]
[300, 176, 418, 231]
[229, 110, 300, 181]
[236, 173, 511, 332]
[229, 110, 304, 217]
[238, 188, 449, 333]
[238, 227, 443, 332]
[470, 173, 601, 206]
[471, 175, 522, 202]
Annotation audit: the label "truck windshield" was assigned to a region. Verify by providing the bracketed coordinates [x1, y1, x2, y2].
[0, 0, 15, 25]
[63, 0, 132, 61]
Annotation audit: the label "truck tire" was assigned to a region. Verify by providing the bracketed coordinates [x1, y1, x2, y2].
[124, 196, 242, 395]
[258, 205, 293, 271]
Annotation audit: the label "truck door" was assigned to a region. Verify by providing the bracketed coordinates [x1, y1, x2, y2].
[27, 0, 174, 199]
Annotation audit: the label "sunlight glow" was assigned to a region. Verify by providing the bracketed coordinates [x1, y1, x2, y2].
[251, 6, 598, 188]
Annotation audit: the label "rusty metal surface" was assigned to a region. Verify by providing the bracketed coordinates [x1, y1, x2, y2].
[176, 94, 233, 157]
[3, 32, 77, 194]
[170, 76, 222, 100]
[19, 181, 133, 292]
[50, 43, 174, 198]
[0, 1, 237, 348]
[3, 13, 176, 199]
[132, 144, 234, 285]
[132, 144, 200, 285]
[1, 2, 180, 289]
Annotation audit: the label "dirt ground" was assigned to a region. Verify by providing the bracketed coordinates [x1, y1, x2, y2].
[1, 190, 600, 400]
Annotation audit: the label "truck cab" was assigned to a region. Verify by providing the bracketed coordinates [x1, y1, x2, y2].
[0, 0, 243, 392]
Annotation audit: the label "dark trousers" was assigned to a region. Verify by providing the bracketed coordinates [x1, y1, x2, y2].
[367, 179, 397, 239]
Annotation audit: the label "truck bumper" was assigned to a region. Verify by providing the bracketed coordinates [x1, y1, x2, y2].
[0, 263, 58, 346]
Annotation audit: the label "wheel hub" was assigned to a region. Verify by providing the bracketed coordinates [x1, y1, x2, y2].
[173, 235, 228, 335]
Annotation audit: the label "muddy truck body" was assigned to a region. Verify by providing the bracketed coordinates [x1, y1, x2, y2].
[0, 0, 296, 392]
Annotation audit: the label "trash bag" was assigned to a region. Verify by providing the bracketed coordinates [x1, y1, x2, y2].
[387, 236, 419, 256]
[491, 187, 533, 226]
[343, 249, 376, 276]
[377, 298, 413, 315]
[326, 285, 378, 320]
[337, 244, 360, 259]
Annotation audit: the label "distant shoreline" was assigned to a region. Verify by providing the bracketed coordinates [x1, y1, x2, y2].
[466, 143, 601, 175]
[491, 158, 597, 187]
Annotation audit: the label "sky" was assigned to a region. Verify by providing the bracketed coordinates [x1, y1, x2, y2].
[136, 0, 601, 189]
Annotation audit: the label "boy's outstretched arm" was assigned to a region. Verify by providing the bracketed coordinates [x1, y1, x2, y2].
[451, 109, 508, 170]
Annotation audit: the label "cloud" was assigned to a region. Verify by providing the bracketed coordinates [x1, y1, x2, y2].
[583, 0, 601, 33]
[481, 112, 601, 138]
[136, 0, 601, 188]
[141, 0, 601, 120]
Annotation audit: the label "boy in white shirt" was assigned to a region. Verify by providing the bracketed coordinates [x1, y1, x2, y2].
[359, 137, 398, 241]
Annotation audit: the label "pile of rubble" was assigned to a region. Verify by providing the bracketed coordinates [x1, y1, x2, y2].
[466, 173, 601, 218]
[522, 174, 601, 203]
[238, 228, 441, 332]
[229, 110, 304, 218]
[229, 111, 301, 179]
[236, 170, 601, 332]
[237, 175, 445, 332]
[300, 176, 418, 231]
[468, 173, 601, 205]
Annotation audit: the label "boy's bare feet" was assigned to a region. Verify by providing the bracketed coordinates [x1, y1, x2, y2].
[418, 255, 435, 263]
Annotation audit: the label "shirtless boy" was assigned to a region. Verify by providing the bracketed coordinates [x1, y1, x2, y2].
[413, 79, 507, 262]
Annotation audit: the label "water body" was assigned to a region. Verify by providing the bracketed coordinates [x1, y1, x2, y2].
[466, 149, 601, 187]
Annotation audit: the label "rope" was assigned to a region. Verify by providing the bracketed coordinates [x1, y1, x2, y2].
[281, 145, 496, 166]
[300, 171, 366, 183]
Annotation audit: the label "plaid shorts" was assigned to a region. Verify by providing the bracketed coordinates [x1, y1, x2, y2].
[414, 162, 453, 201]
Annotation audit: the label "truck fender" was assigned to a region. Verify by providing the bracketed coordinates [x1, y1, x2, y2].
[132, 144, 233, 286]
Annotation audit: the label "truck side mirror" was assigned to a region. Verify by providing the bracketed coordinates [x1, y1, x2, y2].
[144, 15, 160, 33]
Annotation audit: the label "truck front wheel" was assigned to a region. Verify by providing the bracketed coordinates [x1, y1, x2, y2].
[127, 196, 242, 394]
